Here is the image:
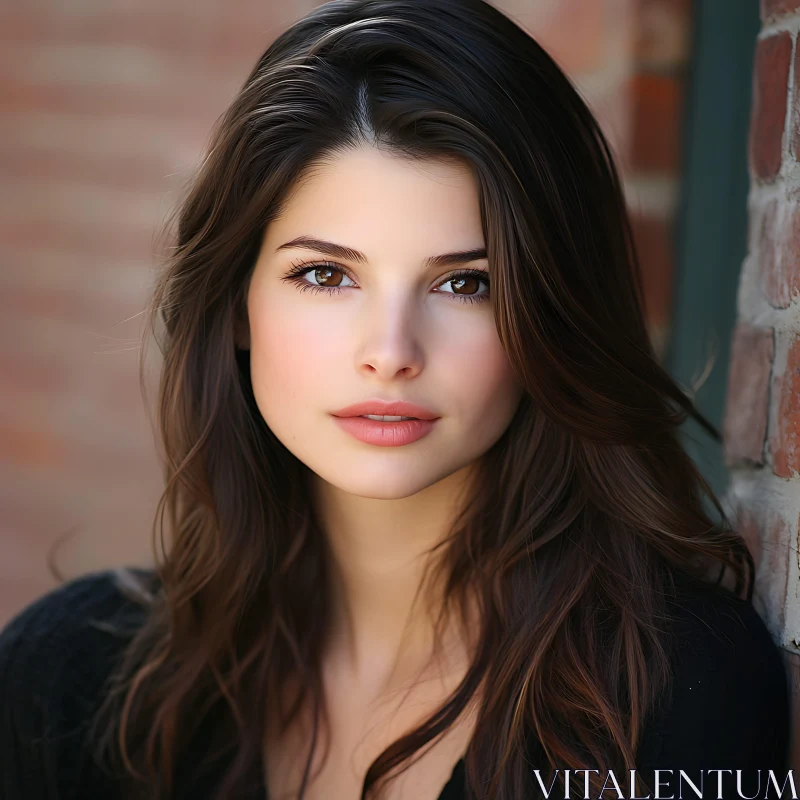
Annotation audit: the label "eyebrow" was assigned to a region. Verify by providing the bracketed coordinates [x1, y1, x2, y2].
[275, 235, 488, 269]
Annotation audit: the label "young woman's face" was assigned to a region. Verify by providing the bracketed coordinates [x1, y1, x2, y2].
[243, 145, 524, 499]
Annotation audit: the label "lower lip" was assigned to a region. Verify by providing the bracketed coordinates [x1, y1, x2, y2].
[332, 415, 439, 446]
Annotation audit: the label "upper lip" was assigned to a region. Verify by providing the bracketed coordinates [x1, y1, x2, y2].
[331, 399, 440, 420]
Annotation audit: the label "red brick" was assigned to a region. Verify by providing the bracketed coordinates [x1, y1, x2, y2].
[629, 74, 683, 173]
[762, 0, 800, 19]
[529, 0, 607, 75]
[772, 335, 800, 476]
[0, 351, 71, 396]
[633, 0, 692, 70]
[737, 510, 790, 630]
[0, 147, 171, 192]
[0, 8, 293, 78]
[0, 285, 94, 326]
[790, 44, 800, 163]
[0, 79, 222, 124]
[758, 198, 800, 308]
[749, 33, 792, 181]
[768, 514, 789, 629]
[723, 324, 775, 466]
[758, 199, 780, 305]
[0, 218, 156, 262]
[0, 9, 215, 53]
[0, 424, 68, 469]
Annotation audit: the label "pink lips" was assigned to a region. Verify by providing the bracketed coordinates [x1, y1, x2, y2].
[331, 399, 439, 420]
[330, 399, 440, 447]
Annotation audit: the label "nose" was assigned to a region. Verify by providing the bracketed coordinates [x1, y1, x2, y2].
[356, 297, 425, 381]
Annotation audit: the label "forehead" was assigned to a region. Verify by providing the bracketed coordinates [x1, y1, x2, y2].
[265, 145, 485, 258]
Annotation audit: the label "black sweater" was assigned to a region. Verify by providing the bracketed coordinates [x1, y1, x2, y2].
[0, 568, 790, 799]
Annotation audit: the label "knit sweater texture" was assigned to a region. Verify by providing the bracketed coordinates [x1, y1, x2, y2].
[0, 568, 790, 799]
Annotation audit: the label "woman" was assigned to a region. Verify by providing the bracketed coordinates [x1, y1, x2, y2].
[0, 0, 789, 798]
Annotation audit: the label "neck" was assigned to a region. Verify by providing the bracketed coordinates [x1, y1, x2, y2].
[312, 465, 477, 698]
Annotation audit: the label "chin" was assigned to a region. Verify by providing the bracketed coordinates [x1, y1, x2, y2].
[310, 458, 447, 500]
[326, 475, 436, 500]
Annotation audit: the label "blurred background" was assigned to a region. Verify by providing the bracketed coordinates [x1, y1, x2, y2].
[0, 0, 758, 624]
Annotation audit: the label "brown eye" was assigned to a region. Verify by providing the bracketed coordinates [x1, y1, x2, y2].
[436, 269, 490, 303]
[449, 275, 480, 295]
[315, 266, 344, 286]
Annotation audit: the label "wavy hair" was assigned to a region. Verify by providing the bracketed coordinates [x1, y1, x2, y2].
[83, 1, 753, 797]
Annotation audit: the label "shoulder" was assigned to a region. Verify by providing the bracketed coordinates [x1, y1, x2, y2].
[636, 570, 790, 780]
[0, 568, 156, 695]
[0, 568, 156, 800]
[665, 570, 786, 680]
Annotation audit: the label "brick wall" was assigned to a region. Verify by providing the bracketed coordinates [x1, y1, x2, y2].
[0, 0, 688, 625]
[625, 0, 692, 358]
[723, 0, 800, 770]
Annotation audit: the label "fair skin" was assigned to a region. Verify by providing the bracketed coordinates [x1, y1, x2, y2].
[239, 144, 524, 798]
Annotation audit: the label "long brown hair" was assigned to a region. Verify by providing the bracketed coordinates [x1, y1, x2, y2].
[85, 0, 753, 797]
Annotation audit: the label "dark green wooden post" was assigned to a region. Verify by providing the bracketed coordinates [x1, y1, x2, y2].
[665, 0, 761, 510]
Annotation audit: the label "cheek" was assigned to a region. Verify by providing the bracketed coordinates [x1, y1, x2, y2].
[248, 296, 342, 417]
[440, 317, 521, 421]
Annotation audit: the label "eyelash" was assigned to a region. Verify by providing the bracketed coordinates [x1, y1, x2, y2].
[282, 259, 491, 305]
